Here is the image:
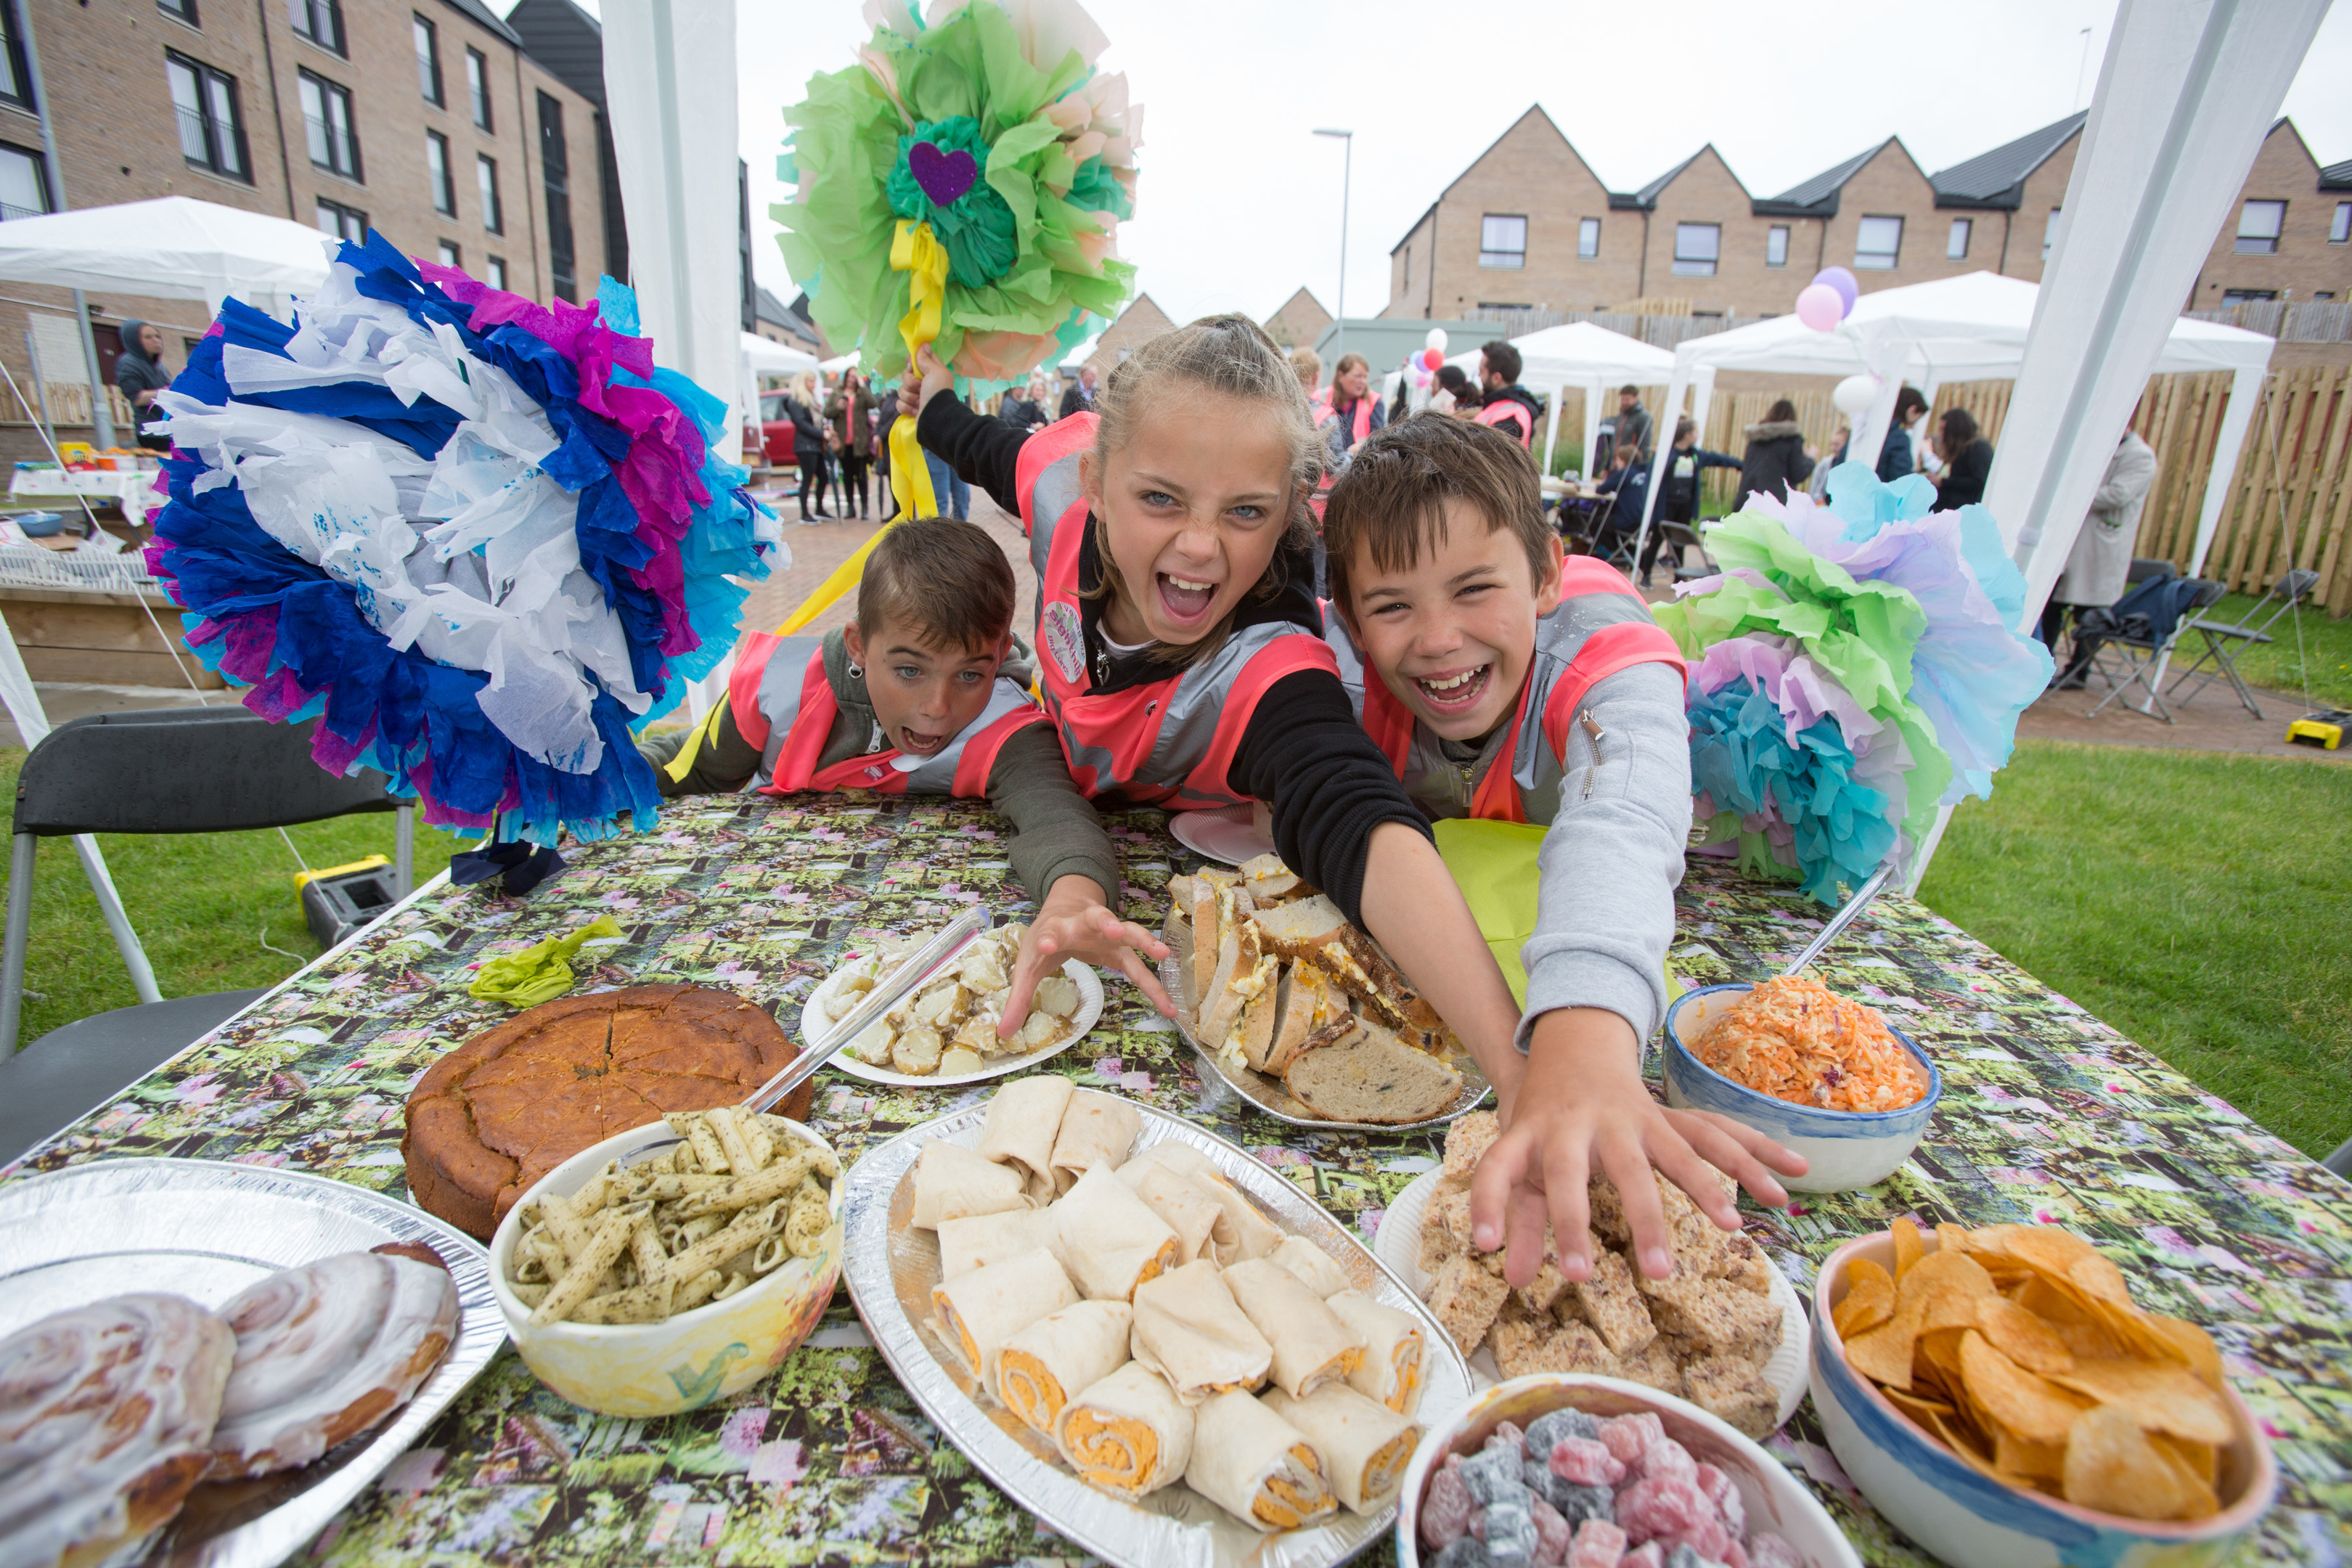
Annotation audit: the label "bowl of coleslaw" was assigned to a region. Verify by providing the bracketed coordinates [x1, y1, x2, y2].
[1662, 979, 1939, 1193]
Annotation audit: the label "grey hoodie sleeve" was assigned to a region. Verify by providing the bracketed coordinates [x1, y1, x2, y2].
[1514, 661, 1692, 1051]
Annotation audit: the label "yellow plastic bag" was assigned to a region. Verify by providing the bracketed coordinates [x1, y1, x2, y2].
[1434, 817, 1686, 1013]
[467, 915, 625, 1008]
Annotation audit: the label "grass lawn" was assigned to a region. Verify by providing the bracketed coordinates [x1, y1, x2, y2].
[1918, 738, 2351, 1160]
[2173, 591, 2352, 710]
[0, 746, 460, 1045]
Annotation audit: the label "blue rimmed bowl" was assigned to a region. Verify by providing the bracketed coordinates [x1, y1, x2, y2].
[1662, 982, 1940, 1193]
[1810, 1229, 2276, 1568]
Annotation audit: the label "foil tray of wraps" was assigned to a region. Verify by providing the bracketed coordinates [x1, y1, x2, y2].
[0, 1157, 504, 1568]
[839, 1101, 1476, 1568]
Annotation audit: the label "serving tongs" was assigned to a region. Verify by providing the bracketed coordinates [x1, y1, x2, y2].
[1778, 863, 1895, 978]
[617, 905, 991, 1167]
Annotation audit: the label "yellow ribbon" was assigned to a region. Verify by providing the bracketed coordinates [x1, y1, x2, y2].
[772, 219, 947, 636]
[660, 693, 733, 784]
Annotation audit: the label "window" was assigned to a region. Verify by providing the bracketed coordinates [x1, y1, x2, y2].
[486, 256, 507, 292]
[1765, 224, 1789, 267]
[0, 2, 29, 110]
[436, 240, 460, 269]
[314, 197, 364, 244]
[425, 131, 453, 214]
[0, 142, 49, 221]
[298, 70, 359, 179]
[1578, 216, 1601, 259]
[2220, 289, 2277, 303]
[1479, 213, 1527, 269]
[158, 0, 198, 23]
[413, 15, 441, 105]
[1855, 215, 1903, 270]
[168, 53, 249, 180]
[2234, 200, 2284, 256]
[538, 91, 576, 301]
[1947, 218, 1972, 260]
[465, 47, 491, 131]
[476, 153, 502, 234]
[2042, 208, 2062, 263]
[2334, 203, 2351, 245]
[1672, 222, 1719, 277]
[287, 0, 343, 54]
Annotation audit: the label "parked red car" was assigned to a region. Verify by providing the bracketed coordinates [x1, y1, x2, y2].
[754, 391, 801, 473]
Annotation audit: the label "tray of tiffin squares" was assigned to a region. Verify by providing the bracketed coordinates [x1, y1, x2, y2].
[838, 1074, 1476, 1568]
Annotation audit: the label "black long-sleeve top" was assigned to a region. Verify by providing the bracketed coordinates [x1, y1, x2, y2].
[918, 393, 1432, 926]
[1936, 438, 1994, 510]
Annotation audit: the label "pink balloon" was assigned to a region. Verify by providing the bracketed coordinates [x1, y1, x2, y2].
[1795, 284, 1844, 332]
[1422, 347, 1444, 371]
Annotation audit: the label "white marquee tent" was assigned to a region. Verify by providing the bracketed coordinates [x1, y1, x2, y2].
[1634, 271, 2275, 588]
[743, 332, 818, 379]
[0, 197, 333, 320]
[1445, 321, 1677, 476]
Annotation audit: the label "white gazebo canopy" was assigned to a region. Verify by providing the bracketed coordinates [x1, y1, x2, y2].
[1637, 271, 2275, 583]
[742, 332, 817, 377]
[1447, 320, 1677, 475]
[0, 196, 332, 319]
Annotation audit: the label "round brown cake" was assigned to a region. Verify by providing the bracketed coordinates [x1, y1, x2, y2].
[403, 984, 813, 1238]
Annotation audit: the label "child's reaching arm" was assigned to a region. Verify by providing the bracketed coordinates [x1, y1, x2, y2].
[912, 384, 1029, 518]
[634, 701, 760, 796]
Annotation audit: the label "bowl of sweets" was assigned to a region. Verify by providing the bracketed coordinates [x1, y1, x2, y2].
[1810, 1217, 2275, 1568]
[1662, 976, 1938, 1192]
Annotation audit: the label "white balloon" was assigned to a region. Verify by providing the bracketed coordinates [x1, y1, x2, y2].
[1424, 327, 1447, 353]
[1833, 374, 1882, 417]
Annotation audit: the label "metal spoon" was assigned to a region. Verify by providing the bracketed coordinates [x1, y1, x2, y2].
[618, 905, 991, 1166]
[1779, 864, 1895, 978]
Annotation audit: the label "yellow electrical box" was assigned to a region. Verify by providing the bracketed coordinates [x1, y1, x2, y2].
[293, 853, 388, 891]
[2286, 711, 2345, 750]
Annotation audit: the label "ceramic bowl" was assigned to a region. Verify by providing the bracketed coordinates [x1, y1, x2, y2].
[1392, 1373, 1861, 1568]
[1809, 1229, 2277, 1568]
[487, 1116, 844, 1416]
[1662, 982, 1940, 1193]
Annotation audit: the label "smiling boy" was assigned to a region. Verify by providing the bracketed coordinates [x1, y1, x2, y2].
[1320, 414, 1800, 1281]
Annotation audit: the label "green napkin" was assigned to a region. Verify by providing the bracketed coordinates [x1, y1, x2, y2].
[1435, 817, 1686, 1016]
[467, 915, 626, 1008]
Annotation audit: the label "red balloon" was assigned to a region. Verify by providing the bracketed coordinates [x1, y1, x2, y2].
[1422, 347, 1444, 371]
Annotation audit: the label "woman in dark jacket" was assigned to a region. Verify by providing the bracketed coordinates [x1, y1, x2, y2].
[113, 319, 175, 452]
[1735, 398, 1816, 508]
[1877, 385, 1928, 483]
[785, 374, 832, 522]
[1935, 408, 1994, 510]
[824, 369, 878, 520]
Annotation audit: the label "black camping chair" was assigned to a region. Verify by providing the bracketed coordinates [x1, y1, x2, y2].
[1657, 519, 1719, 582]
[0, 708, 412, 1164]
[2083, 577, 2226, 723]
[2165, 568, 2321, 721]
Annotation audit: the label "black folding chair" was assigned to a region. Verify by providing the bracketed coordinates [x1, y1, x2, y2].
[0, 708, 412, 1164]
[2165, 568, 2320, 720]
[2084, 578, 2226, 723]
[1657, 520, 1718, 582]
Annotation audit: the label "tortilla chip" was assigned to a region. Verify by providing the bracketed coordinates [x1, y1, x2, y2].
[1834, 1257, 1897, 1339]
[1990, 1419, 2068, 1482]
[1846, 1301, 1926, 1392]
[1935, 1221, 1972, 1256]
[1898, 1248, 1999, 1332]
[2048, 1358, 2233, 1447]
[2148, 1315, 2224, 1389]
[2062, 1404, 2204, 1522]
[1977, 1296, 2076, 1376]
[1959, 1330, 2094, 1447]
[1892, 1217, 1925, 1280]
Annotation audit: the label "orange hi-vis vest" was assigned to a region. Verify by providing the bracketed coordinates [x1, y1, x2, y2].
[728, 632, 1044, 798]
[1015, 412, 1341, 809]
[1317, 392, 1376, 449]
[1325, 558, 1684, 824]
[1475, 396, 1535, 449]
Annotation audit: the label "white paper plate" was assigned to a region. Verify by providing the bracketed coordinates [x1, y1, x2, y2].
[1375, 1165, 1809, 1431]
[801, 950, 1102, 1087]
[1168, 804, 1275, 866]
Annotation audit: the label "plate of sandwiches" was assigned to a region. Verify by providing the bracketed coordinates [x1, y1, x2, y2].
[802, 920, 1103, 1087]
[1157, 857, 1492, 1130]
[838, 1077, 1475, 1568]
[1373, 1111, 1810, 1440]
[0, 1157, 502, 1568]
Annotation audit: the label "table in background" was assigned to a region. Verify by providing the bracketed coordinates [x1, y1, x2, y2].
[9, 466, 158, 526]
[5, 793, 2347, 1567]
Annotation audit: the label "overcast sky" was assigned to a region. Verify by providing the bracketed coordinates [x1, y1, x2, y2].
[521, 0, 2351, 332]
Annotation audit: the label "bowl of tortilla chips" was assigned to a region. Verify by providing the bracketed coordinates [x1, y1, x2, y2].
[1809, 1218, 2274, 1568]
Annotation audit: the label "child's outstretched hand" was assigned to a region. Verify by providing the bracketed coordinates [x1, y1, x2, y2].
[897, 345, 957, 421]
[1469, 1007, 1807, 1289]
[1000, 875, 1176, 1040]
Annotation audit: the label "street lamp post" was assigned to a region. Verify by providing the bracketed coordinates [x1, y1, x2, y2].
[1313, 128, 1352, 367]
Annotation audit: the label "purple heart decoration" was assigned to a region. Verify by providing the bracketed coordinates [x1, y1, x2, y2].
[907, 140, 979, 210]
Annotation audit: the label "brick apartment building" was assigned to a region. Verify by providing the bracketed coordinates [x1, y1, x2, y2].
[0, 0, 608, 451]
[1383, 105, 2352, 322]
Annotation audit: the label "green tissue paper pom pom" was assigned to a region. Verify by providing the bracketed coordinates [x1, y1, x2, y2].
[887, 115, 1018, 289]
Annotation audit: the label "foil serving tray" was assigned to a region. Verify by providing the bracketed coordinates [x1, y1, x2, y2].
[838, 1101, 1474, 1568]
[0, 1158, 504, 1568]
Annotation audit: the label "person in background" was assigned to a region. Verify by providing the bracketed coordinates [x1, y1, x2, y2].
[1318, 351, 1387, 467]
[1877, 386, 1928, 483]
[1612, 385, 1652, 465]
[1592, 441, 1652, 564]
[114, 320, 175, 452]
[1809, 422, 1850, 499]
[2044, 427, 2159, 685]
[785, 372, 832, 523]
[873, 387, 897, 520]
[1734, 398, 1816, 509]
[1059, 362, 1100, 419]
[1289, 346, 1323, 401]
[825, 368, 878, 521]
[924, 444, 972, 520]
[1388, 354, 1414, 425]
[1474, 340, 1543, 449]
[1428, 363, 1470, 417]
[1002, 376, 1051, 434]
[1934, 407, 1994, 510]
[1659, 416, 1740, 528]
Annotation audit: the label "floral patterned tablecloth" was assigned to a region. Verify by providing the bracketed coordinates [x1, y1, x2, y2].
[6, 793, 2348, 1567]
